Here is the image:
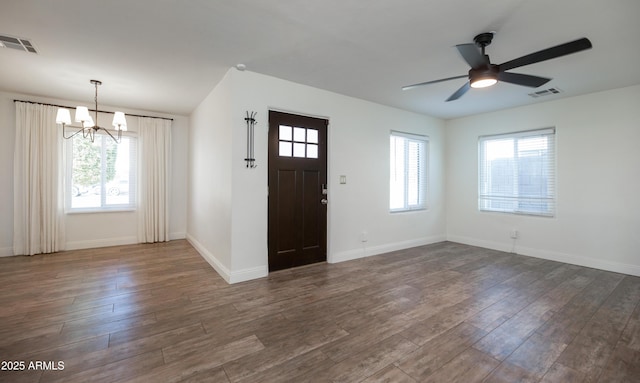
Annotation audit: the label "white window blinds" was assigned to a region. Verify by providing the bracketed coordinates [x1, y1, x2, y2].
[390, 131, 428, 212]
[478, 128, 555, 217]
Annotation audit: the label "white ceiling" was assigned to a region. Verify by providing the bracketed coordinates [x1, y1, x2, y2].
[1, 0, 639, 119]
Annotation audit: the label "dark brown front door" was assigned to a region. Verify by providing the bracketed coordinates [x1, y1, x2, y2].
[268, 111, 328, 272]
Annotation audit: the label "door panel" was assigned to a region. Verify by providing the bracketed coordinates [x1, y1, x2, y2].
[276, 169, 296, 254]
[268, 111, 327, 272]
[303, 170, 320, 248]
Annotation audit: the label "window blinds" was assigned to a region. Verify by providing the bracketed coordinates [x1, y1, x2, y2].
[478, 128, 555, 217]
[390, 131, 428, 212]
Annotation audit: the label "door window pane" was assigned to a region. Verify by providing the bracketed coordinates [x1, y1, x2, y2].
[307, 144, 318, 158]
[307, 129, 318, 143]
[279, 125, 292, 141]
[293, 142, 306, 158]
[293, 127, 306, 142]
[279, 141, 292, 157]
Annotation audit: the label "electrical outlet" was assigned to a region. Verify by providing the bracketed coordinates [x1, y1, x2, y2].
[510, 229, 519, 239]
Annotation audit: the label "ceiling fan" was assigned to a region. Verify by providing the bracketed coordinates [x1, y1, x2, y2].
[403, 32, 592, 101]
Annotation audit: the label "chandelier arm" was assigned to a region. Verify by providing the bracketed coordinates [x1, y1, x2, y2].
[101, 127, 121, 144]
[62, 124, 85, 139]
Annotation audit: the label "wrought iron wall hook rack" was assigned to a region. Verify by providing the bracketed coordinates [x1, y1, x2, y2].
[244, 111, 257, 168]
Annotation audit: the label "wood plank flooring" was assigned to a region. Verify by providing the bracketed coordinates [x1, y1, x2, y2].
[0, 240, 639, 383]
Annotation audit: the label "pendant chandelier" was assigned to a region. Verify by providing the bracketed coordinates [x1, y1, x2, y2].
[55, 79, 127, 143]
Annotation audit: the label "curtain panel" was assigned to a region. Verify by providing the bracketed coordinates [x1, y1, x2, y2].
[137, 117, 172, 243]
[13, 102, 65, 255]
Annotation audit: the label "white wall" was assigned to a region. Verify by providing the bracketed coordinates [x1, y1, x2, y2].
[5, 76, 637, 282]
[188, 69, 446, 283]
[0, 92, 15, 256]
[445, 84, 640, 276]
[0, 91, 189, 256]
[187, 70, 234, 276]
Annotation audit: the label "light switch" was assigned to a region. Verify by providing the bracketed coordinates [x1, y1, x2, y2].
[339, 175, 347, 184]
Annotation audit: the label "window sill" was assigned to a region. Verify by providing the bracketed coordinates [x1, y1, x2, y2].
[478, 209, 555, 218]
[390, 207, 428, 214]
[65, 208, 136, 215]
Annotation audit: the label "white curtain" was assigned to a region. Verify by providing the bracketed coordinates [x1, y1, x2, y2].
[137, 117, 172, 243]
[13, 102, 65, 255]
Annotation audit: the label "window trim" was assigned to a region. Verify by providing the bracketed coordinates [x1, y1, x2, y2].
[65, 132, 138, 213]
[389, 130, 428, 213]
[478, 127, 556, 217]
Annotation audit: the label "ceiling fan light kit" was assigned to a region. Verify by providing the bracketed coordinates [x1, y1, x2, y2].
[470, 67, 498, 88]
[403, 32, 592, 101]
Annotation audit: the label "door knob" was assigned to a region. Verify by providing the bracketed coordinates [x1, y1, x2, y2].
[321, 199, 328, 205]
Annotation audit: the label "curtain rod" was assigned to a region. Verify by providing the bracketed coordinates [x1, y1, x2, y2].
[13, 99, 174, 121]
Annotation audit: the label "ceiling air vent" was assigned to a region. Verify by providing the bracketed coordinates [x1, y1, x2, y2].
[528, 87, 563, 98]
[0, 34, 37, 54]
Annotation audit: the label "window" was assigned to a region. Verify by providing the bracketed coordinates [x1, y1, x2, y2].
[478, 128, 555, 216]
[66, 133, 137, 211]
[278, 125, 319, 158]
[390, 131, 428, 212]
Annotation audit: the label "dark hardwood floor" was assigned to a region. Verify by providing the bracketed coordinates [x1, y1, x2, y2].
[0, 240, 638, 382]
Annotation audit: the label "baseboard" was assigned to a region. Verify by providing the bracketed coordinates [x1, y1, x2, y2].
[229, 266, 268, 284]
[447, 235, 640, 277]
[186, 234, 268, 284]
[186, 234, 232, 283]
[329, 234, 447, 264]
[445, 235, 513, 254]
[65, 236, 138, 251]
[0, 246, 13, 257]
[64, 231, 184, 251]
[169, 231, 186, 240]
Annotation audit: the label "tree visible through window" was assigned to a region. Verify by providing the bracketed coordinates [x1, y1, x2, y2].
[478, 128, 555, 216]
[67, 134, 137, 211]
[390, 131, 428, 212]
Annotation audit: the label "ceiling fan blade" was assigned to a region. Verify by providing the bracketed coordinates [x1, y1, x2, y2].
[497, 72, 551, 88]
[499, 37, 592, 71]
[446, 82, 471, 102]
[456, 43, 489, 69]
[402, 74, 468, 91]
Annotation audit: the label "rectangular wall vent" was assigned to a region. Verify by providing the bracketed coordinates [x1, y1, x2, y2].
[528, 87, 563, 98]
[0, 34, 38, 54]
